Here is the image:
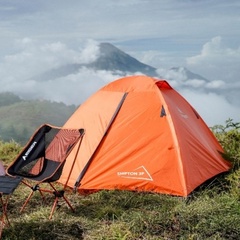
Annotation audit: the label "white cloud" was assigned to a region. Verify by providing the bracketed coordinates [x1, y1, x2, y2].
[0, 35, 239, 127]
[15, 37, 33, 48]
[0, 38, 120, 104]
[186, 36, 240, 81]
[1, 1, 239, 54]
[184, 79, 206, 88]
[157, 68, 188, 82]
[77, 39, 100, 64]
[180, 89, 240, 127]
[12, 68, 122, 105]
[205, 80, 225, 89]
[0, 38, 100, 84]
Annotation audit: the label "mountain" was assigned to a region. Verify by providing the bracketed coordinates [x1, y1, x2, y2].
[33, 43, 158, 81]
[87, 43, 157, 75]
[33, 42, 209, 83]
[169, 67, 209, 81]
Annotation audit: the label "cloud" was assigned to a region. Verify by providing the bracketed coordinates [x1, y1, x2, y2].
[157, 67, 189, 82]
[77, 39, 100, 64]
[157, 67, 226, 90]
[0, 38, 120, 105]
[205, 80, 225, 89]
[186, 36, 240, 81]
[179, 89, 240, 127]
[1, 0, 239, 54]
[0, 38, 100, 84]
[12, 68, 122, 106]
[0, 37, 239, 127]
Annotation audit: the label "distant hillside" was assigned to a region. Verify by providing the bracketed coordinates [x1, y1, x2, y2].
[0, 92, 22, 107]
[0, 92, 77, 144]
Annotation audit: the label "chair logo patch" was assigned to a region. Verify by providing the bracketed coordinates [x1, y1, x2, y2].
[22, 141, 37, 161]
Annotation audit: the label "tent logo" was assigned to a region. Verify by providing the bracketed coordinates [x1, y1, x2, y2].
[117, 166, 153, 181]
[22, 141, 37, 161]
[177, 107, 188, 119]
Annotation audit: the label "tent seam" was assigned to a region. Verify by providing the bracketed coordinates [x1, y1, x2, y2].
[156, 84, 187, 196]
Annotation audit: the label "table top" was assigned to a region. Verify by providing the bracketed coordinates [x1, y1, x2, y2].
[0, 176, 22, 195]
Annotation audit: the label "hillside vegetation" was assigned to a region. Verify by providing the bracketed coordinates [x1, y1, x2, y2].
[0, 119, 239, 239]
[0, 92, 76, 144]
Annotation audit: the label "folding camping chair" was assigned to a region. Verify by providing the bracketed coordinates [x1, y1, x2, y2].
[0, 161, 22, 239]
[6, 124, 84, 219]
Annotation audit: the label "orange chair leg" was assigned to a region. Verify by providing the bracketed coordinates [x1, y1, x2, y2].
[0, 195, 11, 239]
[49, 197, 58, 220]
[20, 184, 46, 213]
[62, 195, 74, 212]
[20, 191, 34, 213]
[48, 183, 74, 219]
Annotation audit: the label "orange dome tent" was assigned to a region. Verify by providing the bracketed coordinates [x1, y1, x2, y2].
[58, 75, 231, 197]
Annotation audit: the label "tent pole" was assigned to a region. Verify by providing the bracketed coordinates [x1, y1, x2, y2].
[64, 130, 85, 190]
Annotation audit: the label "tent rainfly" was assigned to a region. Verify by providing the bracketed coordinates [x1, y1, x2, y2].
[58, 75, 231, 197]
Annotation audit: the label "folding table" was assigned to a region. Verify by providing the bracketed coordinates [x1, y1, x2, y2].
[0, 175, 22, 239]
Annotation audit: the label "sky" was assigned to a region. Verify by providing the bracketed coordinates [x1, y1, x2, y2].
[0, 0, 239, 127]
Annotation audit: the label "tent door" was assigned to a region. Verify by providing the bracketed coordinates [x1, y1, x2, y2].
[74, 92, 128, 189]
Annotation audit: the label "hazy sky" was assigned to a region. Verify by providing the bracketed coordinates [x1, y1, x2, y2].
[0, 0, 239, 126]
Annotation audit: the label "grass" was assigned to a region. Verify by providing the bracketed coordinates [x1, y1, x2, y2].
[2, 187, 239, 239]
[0, 120, 239, 239]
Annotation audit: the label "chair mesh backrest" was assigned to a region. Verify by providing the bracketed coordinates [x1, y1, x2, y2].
[30, 128, 81, 177]
[7, 124, 82, 181]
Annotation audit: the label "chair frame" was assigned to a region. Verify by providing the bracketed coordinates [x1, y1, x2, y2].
[20, 180, 75, 219]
